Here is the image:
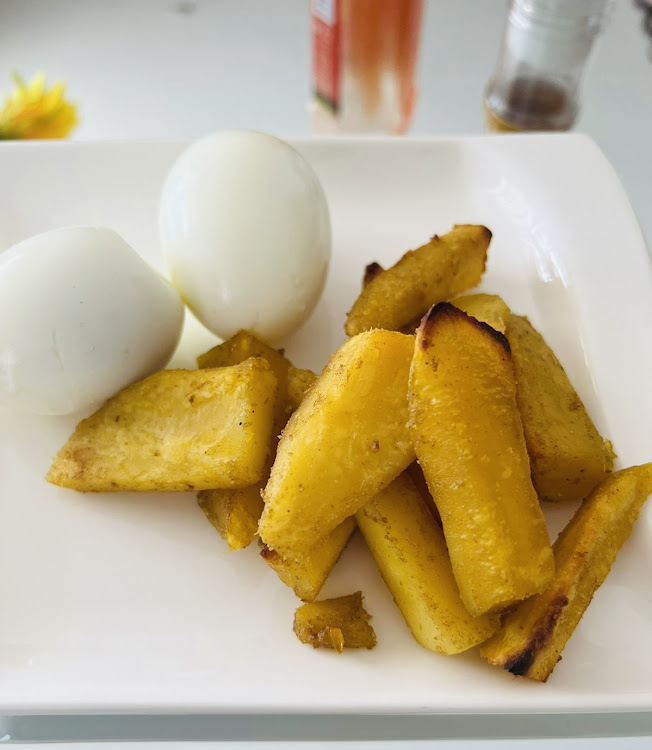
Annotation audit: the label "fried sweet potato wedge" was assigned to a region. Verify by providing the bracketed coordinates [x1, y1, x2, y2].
[286, 367, 318, 407]
[506, 315, 615, 502]
[197, 329, 288, 370]
[362, 261, 385, 287]
[409, 303, 554, 616]
[200, 332, 348, 594]
[196, 331, 316, 549]
[198, 486, 264, 552]
[264, 365, 352, 598]
[480, 463, 652, 681]
[47, 360, 276, 492]
[261, 517, 357, 601]
[399, 291, 510, 342]
[197, 363, 318, 550]
[451, 293, 511, 334]
[357, 473, 499, 654]
[345, 225, 490, 336]
[407, 463, 441, 526]
[197, 329, 293, 423]
[405, 461, 438, 512]
[293, 591, 376, 652]
[259, 330, 415, 559]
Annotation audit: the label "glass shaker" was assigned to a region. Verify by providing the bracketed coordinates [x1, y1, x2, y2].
[484, 0, 613, 133]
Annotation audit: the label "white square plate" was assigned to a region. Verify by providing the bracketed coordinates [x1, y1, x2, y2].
[0, 135, 651, 716]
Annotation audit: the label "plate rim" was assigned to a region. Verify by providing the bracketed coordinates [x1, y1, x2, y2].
[1, 133, 651, 716]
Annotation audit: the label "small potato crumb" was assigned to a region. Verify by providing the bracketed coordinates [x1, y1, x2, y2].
[293, 591, 376, 652]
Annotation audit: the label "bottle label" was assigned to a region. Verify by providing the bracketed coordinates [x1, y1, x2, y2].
[311, 0, 340, 113]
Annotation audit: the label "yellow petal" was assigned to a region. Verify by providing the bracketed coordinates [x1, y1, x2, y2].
[0, 72, 78, 139]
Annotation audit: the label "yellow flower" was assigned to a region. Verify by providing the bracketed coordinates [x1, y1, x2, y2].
[0, 73, 78, 139]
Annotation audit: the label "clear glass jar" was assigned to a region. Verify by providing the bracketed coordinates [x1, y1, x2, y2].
[484, 0, 614, 133]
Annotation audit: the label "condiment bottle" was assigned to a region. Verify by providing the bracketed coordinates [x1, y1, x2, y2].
[310, 0, 424, 134]
[484, 0, 613, 133]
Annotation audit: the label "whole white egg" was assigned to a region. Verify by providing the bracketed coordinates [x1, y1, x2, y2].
[160, 130, 331, 342]
[0, 227, 184, 415]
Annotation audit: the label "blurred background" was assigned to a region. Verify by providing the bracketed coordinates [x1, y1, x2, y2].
[0, 0, 651, 240]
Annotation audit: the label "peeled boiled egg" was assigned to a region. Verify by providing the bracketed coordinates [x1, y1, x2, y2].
[0, 227, 184, 415]
[160, 130, 331, 342]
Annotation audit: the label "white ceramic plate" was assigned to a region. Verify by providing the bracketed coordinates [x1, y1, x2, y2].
[0, 135, 651, 716]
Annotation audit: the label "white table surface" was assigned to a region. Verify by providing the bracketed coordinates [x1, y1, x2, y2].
[6, 741, 652, 750]
[0, 0, 651, 745]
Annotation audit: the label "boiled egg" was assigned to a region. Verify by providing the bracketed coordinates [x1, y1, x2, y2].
[160, 130, 331, 342]
[0, 227, 184, 415]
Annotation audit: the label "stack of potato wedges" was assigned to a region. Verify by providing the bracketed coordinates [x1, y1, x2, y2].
[48, 224, 652, 682]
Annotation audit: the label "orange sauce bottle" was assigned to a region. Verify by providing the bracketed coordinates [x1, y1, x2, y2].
[311, 0, 424, 134]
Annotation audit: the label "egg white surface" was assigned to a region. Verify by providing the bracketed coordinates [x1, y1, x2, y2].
[160, 130, 331, 342]
[0, 226, 184, 415]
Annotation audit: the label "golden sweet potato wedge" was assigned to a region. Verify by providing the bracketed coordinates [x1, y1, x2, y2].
[265, 368, 344, 597]
[198, 368, 318, 552]
[400, 292, 511, 336]
[47, 360, 276, 492]
[409, 303, 554, 616]
[362, 261, 384, 287]
[293, 591, 376, 651]
[198, 329, 289, 373]
[259, 330, 415, 559]
[451, 293, 511, 334]
[196, 332, 316, 549]
[480, 463, 652, 681]
[506, 315, 615, 502]
[405, 461, 433, 504]
[286, 367, 318, 410]
[261, 517, 357, 601]
[197, 329, 295, 431]
[198, 486, 263, 551]
[345, 225, 490, 336]
[356, 473, 499, 654]
[404, 461, 441, 526]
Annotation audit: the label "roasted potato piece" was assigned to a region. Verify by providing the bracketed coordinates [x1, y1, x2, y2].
[362, 261, 384, 287]
[198, 368, 318, 551]
[196, 332, 316, 549]
[47, 360, 276, 492]
[357, 473, 499, 654]
[451, 293, 511, 333]
[409, 303, 554, 616]
[197, 329, 295, 434]
[345, 225, 490, 336]
[506, 315, 615, 502]
[367, 277, 509, 338]
[198, 486, 263, 551]
[265, 367, 343, 596]
[481, 463, 652, 681]
[261, 517, 357, 601]
[199, 331, 316, 408]
[286, 367, 318, 409]
[293, 591, 376, 651]
[405, 461, 433, 504]
[405, 461, 440, 524]
[261, 366, 352, 599]
[259, 330, 415, 559]
[198, 329, 289, 374]
[399, 292, 510, 338]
